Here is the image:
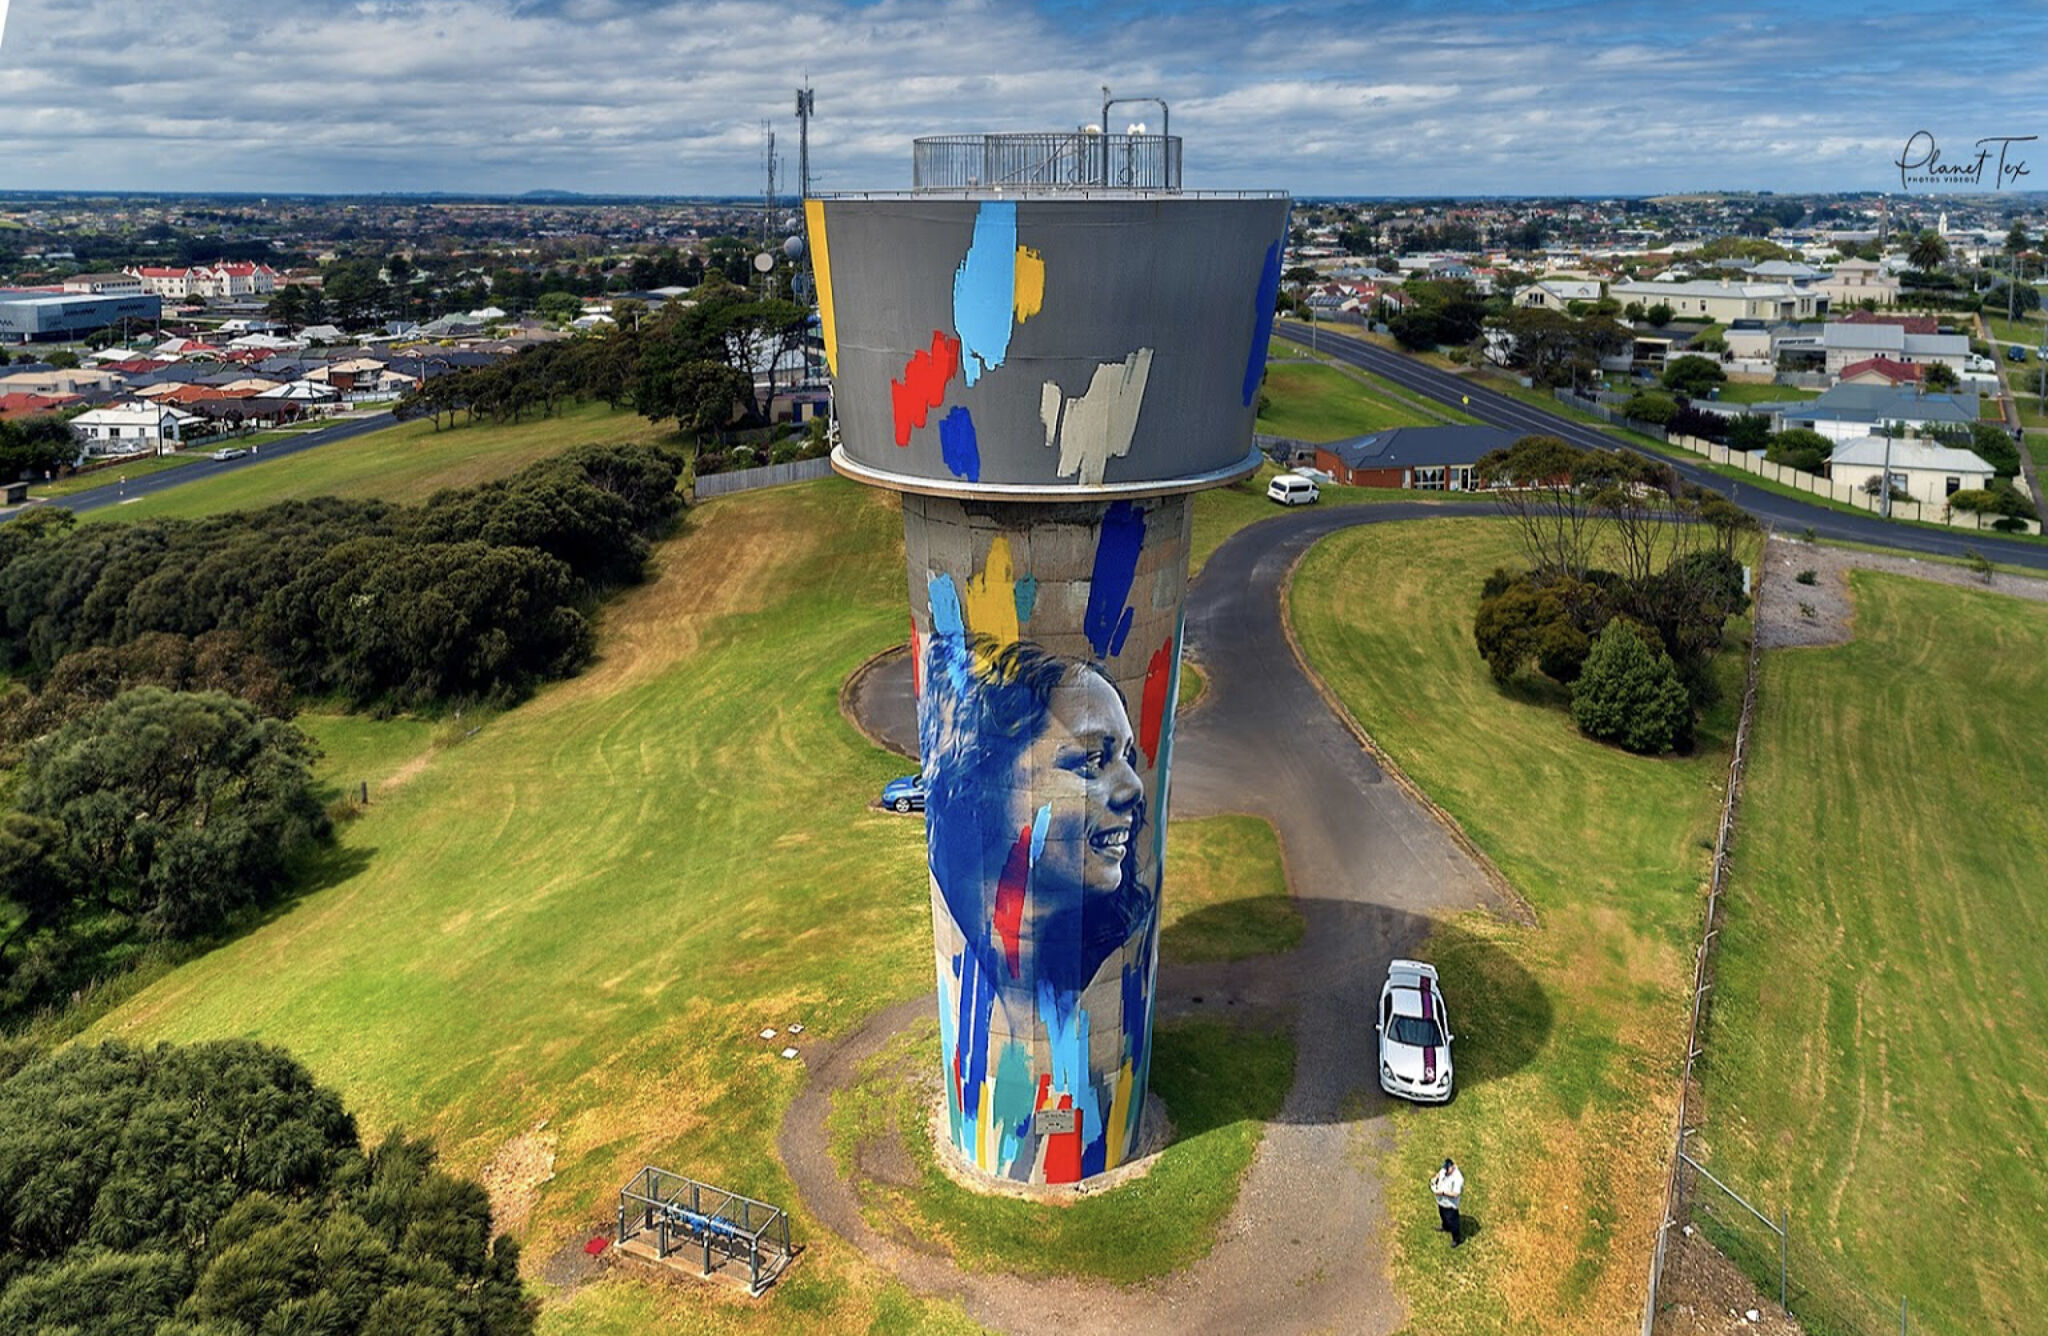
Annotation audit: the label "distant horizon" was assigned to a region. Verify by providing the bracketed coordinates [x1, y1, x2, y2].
[0, 1, 2042, 198]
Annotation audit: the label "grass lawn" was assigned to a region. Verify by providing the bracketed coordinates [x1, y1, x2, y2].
[1290, 518, 1741, 1335]
[28, 451, 204, 499]
[1256, 362, 1446, 442]
[1983, 311, 2045, 348]
[82, 401, 685, 522]
[90, 474, 1313, 1332]
[826, 1015, 1293, 1283]
[1159, 815, 1302, 964]
[1697, 573, 2048, 1336]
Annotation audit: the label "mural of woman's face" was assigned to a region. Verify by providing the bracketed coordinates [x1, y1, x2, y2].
[1005, 667, 1144, 898]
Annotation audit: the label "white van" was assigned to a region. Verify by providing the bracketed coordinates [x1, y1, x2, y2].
[1266, 473, 1320, 506]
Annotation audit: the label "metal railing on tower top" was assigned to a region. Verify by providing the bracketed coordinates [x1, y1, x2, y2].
[912, 132, 1182, 192]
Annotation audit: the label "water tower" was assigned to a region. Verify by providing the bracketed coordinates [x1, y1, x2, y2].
[808, 117, 1288, 1185]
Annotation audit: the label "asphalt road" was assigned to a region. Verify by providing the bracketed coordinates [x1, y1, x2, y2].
[11, 411, 396, 519]
[822, 500, 1509, 1335]
[1279, 320, 2048, 572]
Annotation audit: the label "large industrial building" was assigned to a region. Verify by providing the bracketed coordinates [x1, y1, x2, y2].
[0, 290, 162, 344]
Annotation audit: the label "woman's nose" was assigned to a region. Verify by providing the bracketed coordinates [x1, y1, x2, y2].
[1106, 755, 1141, 811]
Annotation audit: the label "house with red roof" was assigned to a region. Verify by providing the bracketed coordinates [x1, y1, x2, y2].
[0, 391, 78, 421]
[1837, 356, 1923, 387]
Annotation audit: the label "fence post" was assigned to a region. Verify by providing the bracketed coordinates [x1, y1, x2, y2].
[1901, 1295, 1908, 1335]
[1779, 1209, 1788, 1309]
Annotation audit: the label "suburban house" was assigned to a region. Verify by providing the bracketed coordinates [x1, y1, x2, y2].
[1816, 259, 1901, 309]
[1514, 278, 1603, 309]
[1772, 383, 1980, 442]
[1608, 277, 1826, 323]
[1826, 436, 1995, 507]
[0, 367, 128, 398]
[1837, 356, 1924, 387]
[68, 402, 200, 454]
[124, 262, 282, 299]
[1313, 425, 1519, 490]
[0, 391, 77, 420]
[1822, 322, 1968, 375]
[1722, 319, 1825, 366]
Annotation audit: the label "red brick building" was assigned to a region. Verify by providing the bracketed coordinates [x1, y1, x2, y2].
[1313, 425, 1518, 490]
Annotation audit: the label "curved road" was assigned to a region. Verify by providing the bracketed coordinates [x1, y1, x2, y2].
[784, 501, 1511, 1336]
[5, 411, 396, 520]
[1279, 320, 2048, 572]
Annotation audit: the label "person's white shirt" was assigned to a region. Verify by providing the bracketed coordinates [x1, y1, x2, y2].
[1431, 1164, 1464, 1209]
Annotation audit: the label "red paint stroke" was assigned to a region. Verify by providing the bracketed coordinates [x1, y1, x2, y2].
[583, 1237, 610, 1256]
[1138, 635, 1175, 766]
[909, 616, 923, 698]
[953, 1050, 965, 1114]
[1044, 1093, 1082, 1184]
[1034, 1072, 1053, 1109]
[891, 331, 961, 446]
[993, 823, 1032, 977]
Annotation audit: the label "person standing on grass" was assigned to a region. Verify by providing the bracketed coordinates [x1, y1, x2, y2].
[1431, 1157, 1465, 1247]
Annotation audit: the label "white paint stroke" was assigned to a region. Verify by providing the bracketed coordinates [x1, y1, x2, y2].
[0, 0, 11, 53]
[1040, 348, 1154, 486]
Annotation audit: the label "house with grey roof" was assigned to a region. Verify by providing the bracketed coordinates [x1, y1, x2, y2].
[1826, 436, 1996, 507]
[1822, 322, 1968, 375]
[1771, 383, 1980, 442]
[1313, 425, 1519, 491]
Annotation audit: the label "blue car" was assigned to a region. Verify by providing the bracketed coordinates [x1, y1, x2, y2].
[2008, 345, 2028, 364]
[881, 774, 926, 813]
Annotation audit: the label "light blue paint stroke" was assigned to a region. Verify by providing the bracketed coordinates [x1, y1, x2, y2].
[938, 405, 981, 481]
[1083, 501, 1146, 658]
[952, 201, 1018, 386]
[929, 573, 965, 638]
[991, 1040, 1036, 1177]
[1242, 238, 1283, 406]
[1014, 575, 1037, 623]
[937, 952, 963, 1144]
[1029, 802, 1050, 865]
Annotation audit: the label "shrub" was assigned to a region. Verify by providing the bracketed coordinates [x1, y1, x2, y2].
[1795, 568, 1818, 585]
[1622, 390, 1678, 426]
[1570, 620, 1692, 754]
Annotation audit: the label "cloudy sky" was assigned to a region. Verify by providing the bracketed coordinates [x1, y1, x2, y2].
[0, 0, 2042, 198]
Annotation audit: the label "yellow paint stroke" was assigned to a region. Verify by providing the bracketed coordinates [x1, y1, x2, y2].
[1013, 244, 1045, 323]
[977, 1082, 995, 1171]
[962, 534, 1020, 646]
[1106, 1057, 1134, 1170]
[804, 199, 839, 377]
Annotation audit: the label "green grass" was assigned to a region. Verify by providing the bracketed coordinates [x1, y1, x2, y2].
[1983, 311, 2045, 347]
[1290, 518, 1740, 1334]
[1255, 361, 1447, 442]
[1699, 573, 2048, 1336]
[1159, 815, 1302, 964]
[81, 401, 685, 522]
[826, 1015, 1293, 1282]
[88, 473, 1313, 1331]
[1188, 462, 1453, 576]
[29, 452, 204, 499]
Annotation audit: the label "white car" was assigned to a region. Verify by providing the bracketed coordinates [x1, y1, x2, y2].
[211, 447, 251, 461]
[1377, 959, 1454, 1103]
[1266, 473, 1320, 505]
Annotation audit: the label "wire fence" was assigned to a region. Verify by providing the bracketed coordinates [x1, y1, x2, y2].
[1676, 1151, 1919, 1335]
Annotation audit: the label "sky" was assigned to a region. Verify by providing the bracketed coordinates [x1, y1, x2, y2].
[0, 0, 2043, 199]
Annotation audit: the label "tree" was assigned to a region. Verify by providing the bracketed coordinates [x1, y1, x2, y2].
[1726, 414, 1772, 451]
[1646, 302, 1673, 328]
[536, 290, 583, 324]
[1661, 354, 1727, 398]
[1624, 300, 1646, 322]
[1622, 390, 1678, 425]
[2007, 222, 2030, 258]
[1909, 229, 1948, 275]
[1764, 427, 1833, 473]
[1473, 571, 1599, 685]
[1570, 620, 1692, 754]
[16, 687, 330, 941]
[0, 1040, 535, 1335]
[1922, 361, 1960, 391]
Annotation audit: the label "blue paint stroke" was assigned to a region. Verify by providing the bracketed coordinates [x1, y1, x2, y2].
[929, 573, 965, 638]
[952, 201, 1019, 386]
[1083, 501, 1146, 659]
[1013, 575, 1037, 624]
[955, 946, 996, 1164]
[1241, 239, 1283, 407]
[938, 405, 981, 482]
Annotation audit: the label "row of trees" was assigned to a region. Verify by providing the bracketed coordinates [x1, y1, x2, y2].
[0, 443, 684, 708]
[1472, 436, 1756, 754]
[0, 417, 76, 487]
[0, 1039, 533, 1334]
[395, 279, 814, 461]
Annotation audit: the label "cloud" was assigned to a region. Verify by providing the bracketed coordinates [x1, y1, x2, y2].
[0, 0, 2041, 195]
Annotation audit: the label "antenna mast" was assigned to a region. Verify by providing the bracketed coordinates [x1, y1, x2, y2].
[796, 84, 815, 199]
